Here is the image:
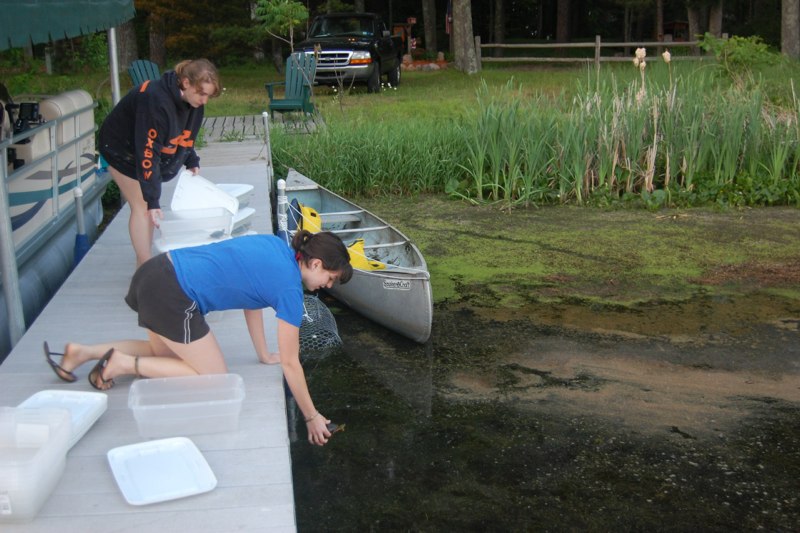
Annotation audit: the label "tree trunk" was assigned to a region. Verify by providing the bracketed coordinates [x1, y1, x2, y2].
[687, 6, 702, 54]
[709, 0, 724, 37]
[493, 0, 504, 58]
[148, 14, 166, 69]
[453, 0, 477, 74]
[422, 0, 437, 54]
[271, 37, 284, 74]
[354, 0, 365, 12]
[623, 6, 631, 56]
[556, 0, 570, 43]
[783, 0, 800, 59]
[116, 20, 138, 70]
[655, 0, 664, 41]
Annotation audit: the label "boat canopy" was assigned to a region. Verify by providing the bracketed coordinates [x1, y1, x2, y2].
[0, 0, 135, 51]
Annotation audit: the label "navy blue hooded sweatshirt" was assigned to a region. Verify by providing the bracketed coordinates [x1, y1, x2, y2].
[99, 70, 203, 210]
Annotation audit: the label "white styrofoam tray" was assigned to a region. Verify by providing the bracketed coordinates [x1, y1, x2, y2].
[18, 390, 107, 449]
[107, 437, 217, 506]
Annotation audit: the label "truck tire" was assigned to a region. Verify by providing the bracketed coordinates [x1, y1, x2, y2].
[388, 62, 401, 87]
[367, 63, 381, 93]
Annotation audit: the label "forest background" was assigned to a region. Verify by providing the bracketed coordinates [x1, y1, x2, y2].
[21, 1, 787, 74]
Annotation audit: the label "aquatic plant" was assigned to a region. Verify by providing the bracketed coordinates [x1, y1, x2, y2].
[272, 51, 800, 208]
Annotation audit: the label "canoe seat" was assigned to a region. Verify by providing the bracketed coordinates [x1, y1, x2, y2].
[330, 226, 389, 236]
[288, 200, 363, 233]
[363, 240, 408, 250]
[319, 210, 362, 224]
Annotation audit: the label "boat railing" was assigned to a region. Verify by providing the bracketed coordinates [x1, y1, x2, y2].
[2, 103, 102, 263]
[0, 97, 108, 348]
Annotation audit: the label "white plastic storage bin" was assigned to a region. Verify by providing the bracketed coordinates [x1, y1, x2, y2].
[0, 407, 71, 523]
[128, 374, 245, 438]
[170, 171, 239, 214]
[217, 183, 254, 208]
[18, 390, 107, 449]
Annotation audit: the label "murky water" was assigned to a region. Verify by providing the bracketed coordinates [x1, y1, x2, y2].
[289, 294, 800, 531]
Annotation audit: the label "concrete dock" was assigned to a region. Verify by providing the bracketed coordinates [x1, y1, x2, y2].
[0, 135, 298, 531]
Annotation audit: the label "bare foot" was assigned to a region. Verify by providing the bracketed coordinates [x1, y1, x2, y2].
[88, 349, 117, 391]
[62, 342, 108, 372]
[258, 352, 281, 365]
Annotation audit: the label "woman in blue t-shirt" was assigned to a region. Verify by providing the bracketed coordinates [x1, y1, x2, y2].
[44, 230, 353, 446]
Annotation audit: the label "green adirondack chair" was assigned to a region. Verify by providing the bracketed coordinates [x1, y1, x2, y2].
[128, 60, 160, 86]
[265, 52, 316, 117]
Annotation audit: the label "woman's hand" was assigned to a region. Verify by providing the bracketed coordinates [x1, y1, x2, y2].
[148, 208, 163, 228]
[305, 412, 332, 446]
[188, 166, 200, 175]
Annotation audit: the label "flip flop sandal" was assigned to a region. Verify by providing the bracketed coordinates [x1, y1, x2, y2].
[43, 341, 77, 383]
[88, 349, 115, 391]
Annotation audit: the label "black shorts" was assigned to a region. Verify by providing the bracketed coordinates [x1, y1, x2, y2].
[124, 253, 210, 344]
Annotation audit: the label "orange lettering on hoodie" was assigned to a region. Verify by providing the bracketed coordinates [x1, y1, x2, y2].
[140, 128, 159, 180]
[161, 130, 194, 155]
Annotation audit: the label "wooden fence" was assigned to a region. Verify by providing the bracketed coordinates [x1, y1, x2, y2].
[475, 35, 711, 70]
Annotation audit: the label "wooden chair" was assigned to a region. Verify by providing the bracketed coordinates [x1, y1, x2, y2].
[265, 52, 316, 117]
[128, 60, 160, 86]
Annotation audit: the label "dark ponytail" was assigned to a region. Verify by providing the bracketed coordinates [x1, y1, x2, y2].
[291, 230, 353, 284]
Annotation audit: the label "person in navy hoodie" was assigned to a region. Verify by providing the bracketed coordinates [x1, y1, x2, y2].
[99, 59, 221, 266]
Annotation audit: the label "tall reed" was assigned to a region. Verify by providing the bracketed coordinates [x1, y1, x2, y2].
[272, 59, 800, 207]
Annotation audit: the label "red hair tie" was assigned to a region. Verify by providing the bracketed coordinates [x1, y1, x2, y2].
[295, 251, 302, 262]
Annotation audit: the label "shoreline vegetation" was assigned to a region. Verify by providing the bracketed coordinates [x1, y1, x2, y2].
[3, 44, 799, 314]
[3, 35, 800, 210]
[273, 37, 800, 209]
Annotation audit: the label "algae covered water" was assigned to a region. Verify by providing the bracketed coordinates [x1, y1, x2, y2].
[290, 200, 800, 531]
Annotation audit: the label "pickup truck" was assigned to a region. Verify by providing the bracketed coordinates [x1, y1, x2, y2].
[295, 12, 403, 93]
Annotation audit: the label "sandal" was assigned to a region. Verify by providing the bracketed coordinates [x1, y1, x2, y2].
[43, 341, 77, 383]
[88, 349, 115, 391]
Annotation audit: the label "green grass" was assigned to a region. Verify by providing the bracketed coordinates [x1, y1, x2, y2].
[5, 56, 800, 207]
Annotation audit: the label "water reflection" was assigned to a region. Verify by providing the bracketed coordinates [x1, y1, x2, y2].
[289, 299, 800, 531]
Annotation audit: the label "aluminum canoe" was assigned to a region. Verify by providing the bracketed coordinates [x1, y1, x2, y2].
[278, 169, 432, 343]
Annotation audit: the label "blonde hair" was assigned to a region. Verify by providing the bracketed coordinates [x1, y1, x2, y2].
[174, 58, 221, 97]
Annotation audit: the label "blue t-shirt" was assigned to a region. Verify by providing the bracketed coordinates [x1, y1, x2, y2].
[170, 235, 304, 327]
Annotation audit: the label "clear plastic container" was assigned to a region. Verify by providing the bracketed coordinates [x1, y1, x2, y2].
[0, 407, 71, 523]
[128, 374, 245, 438]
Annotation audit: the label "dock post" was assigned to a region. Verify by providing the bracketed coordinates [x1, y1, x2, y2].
[73, 187, 90, 265]
[276, 179, 289, 245]
[262, 111, 273, 197]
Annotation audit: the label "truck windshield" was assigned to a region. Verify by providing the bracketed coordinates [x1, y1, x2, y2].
[309, 17, 375, 38]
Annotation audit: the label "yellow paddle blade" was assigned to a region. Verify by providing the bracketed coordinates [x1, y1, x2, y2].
[347, 239, 385, 270]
